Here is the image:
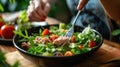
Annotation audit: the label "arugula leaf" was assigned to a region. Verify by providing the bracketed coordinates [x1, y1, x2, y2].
[14, 29, 29, 39]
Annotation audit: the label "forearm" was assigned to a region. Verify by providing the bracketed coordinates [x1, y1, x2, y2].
[99, 0, 120, 23]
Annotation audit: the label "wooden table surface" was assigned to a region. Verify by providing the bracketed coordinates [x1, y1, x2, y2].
[0, 39, 120, 67]
[0, 13, 120, 67]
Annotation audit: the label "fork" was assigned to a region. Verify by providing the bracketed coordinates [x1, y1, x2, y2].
[64, 10, 81, 37]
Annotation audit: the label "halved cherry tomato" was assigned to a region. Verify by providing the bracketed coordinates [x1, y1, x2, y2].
[78, 45, 83, 49]
[71, 35, 76, 43]
[89, 40, 96, 47]
[64, 51, 73, 56]
[42, 29, 50, 36]
[1, 25, 15, 39]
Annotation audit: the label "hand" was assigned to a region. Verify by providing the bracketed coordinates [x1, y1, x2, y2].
[77, 0, 89, 10]
[27, 0, 50, 21]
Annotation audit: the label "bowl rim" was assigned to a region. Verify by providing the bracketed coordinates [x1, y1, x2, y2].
[13, 25, 103, 59]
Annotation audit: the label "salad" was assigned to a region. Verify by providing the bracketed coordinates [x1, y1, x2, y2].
[14, 23, 100, 57]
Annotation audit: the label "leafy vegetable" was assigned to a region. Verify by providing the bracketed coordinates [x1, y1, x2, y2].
[17, 10, 29, 24]
[59, 23, 66, 29]
[14, 29, 28, 39]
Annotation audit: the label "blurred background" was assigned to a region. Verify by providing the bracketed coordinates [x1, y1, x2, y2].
[0, 0, 29, 12]
[0, 0, 71, 23]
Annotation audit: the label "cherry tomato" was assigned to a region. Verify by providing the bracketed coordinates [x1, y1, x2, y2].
[64, 51, 73, 56]
[0, 30, 1, 37]
[89, 40, 96, 47]
[71, 35, 76, 43]
[78, 45, 83, 49]
[42, 29, 50, 36]
[1, 25, 15, 39]
[0, 20, 5, 37]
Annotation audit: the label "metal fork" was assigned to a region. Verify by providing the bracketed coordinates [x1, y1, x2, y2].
[64, 10, 81, 37]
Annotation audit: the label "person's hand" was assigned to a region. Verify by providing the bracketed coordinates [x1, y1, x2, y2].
[27, 0, 50, 21]
[77, 0, 89, 10]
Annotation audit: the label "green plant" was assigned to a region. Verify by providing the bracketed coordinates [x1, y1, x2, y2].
[0, 51, 19, 67]
[112, 29, 120, 36]
[0, 0, 29, 12]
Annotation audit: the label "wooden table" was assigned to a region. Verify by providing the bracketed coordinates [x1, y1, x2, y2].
[0, 39, 120, 67]
[1, 13, 120, 67]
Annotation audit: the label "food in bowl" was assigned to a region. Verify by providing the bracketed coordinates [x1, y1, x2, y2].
[14, 23, 101, 57]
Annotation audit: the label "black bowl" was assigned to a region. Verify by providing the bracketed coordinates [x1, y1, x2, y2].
[13, 24, 103, 67]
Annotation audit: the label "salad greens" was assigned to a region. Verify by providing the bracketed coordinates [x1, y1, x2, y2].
[14, 23, 100, 56]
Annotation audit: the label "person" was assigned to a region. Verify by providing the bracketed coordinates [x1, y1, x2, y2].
[77, 0, 120, 42]
[27, 0, 120, 23]
[27, 0, 120, 40]
[77, 0, 120, 25]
